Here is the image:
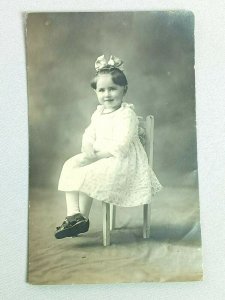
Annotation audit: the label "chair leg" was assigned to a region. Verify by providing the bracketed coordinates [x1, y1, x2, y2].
[110, 204, 116, 230]
[143, 204, 151, 238]
[102, 202, 111, 246]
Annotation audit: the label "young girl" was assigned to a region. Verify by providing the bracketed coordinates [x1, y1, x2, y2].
[55, 55, 162, 239]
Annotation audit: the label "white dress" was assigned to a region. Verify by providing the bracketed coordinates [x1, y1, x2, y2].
[58, 102, 162, 207]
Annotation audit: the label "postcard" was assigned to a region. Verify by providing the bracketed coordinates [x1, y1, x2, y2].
[26, 11, 202, 284]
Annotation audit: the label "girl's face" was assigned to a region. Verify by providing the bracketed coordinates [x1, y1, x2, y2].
[95, 74, 126, 110]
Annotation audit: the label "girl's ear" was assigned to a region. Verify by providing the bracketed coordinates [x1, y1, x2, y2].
[123, 85, 128, 95]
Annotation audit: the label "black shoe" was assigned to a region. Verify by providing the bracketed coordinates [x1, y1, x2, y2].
[55, 213, 89, 239]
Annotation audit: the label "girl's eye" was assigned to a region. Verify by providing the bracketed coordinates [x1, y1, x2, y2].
[109, 87, 116, 91]
[98, 89, 104, 92]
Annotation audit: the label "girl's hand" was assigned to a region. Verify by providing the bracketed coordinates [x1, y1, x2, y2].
[79, 152, 97, 167]
[95, 151, 112, 159]
[83, 144, 96, 158]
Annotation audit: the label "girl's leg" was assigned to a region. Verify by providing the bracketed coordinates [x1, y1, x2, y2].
[79, 192, 93, 219]
[65, 191, 93, 218]
[55, 192, 90, 239]
[66, 191, 80, 216]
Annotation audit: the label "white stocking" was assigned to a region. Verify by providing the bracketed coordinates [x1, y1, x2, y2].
[79, 192, 93, 218]
[65, 192, 80, 216]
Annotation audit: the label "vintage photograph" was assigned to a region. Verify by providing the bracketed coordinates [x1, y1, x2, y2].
[26, 11, 202, 284]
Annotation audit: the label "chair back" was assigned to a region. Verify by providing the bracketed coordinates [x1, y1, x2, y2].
[138, 115, 154, 167]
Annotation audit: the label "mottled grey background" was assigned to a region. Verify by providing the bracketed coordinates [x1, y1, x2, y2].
[26, 11, 196, 188]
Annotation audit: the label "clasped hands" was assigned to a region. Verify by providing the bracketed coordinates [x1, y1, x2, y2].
[81, 144, 112, 166]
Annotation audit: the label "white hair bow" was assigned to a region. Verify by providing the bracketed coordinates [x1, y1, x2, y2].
[95, 55, 124, 72]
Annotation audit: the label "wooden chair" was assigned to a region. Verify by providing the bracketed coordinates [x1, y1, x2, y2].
[102, 115, 154, 246]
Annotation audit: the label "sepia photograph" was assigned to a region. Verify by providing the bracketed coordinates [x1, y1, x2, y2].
[26, 11, 202, 284]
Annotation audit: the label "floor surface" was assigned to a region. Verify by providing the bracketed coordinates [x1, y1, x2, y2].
[28, 186, 202, 284]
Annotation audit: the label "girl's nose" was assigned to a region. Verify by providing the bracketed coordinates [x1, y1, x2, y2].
[104, 90, 110, 97]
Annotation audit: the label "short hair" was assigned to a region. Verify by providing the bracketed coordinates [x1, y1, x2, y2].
[90, 67, 128, 90]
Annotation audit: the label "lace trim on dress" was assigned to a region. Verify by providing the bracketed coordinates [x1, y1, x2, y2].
[96, 102, 134, 114]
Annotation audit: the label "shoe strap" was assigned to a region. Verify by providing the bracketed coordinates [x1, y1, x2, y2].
[66, 213, 87, 223]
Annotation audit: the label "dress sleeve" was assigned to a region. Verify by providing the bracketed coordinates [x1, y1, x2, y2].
[105, 107, 139, 157]
[81, 111, 97, 153]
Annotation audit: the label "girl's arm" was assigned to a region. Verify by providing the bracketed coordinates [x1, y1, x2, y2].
[105, 107, 138, 157]
[81, 112, 97, 158]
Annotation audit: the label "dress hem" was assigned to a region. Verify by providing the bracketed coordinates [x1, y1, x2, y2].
[57, 186, 163, 207]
